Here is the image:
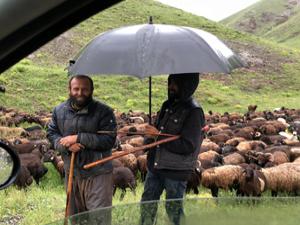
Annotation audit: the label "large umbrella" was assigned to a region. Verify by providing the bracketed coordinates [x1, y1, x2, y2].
[68, 19, 245, 122]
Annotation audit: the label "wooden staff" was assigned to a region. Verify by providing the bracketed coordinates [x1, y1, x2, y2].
[84, 135, 180, 169]
[64, 152, 76, 224]
[97, 130, 176, 137]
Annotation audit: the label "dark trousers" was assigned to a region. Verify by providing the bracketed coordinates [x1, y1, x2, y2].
[140, 170, 187, 225]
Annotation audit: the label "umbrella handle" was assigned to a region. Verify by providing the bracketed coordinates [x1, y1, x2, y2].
[64, 152, 76, 224]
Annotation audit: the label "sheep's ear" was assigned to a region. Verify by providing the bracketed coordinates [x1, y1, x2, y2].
[265, 153, 274, 162]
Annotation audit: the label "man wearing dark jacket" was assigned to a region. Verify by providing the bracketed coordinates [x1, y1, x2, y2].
[47, 75, 117, 221]
[140, 73, 205, 225]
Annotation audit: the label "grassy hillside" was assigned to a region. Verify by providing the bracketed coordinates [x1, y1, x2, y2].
[1, 0, 300, 115]
[222, 0, 300, 48]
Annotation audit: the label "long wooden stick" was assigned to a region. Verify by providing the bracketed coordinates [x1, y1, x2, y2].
[97, 130, 176, 137]
[84, 135, 180, 169]
[64, 152, 76, 224]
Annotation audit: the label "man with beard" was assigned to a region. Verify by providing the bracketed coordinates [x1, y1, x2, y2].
[47, 75, 116, 223]
[140, 73, 205, 225]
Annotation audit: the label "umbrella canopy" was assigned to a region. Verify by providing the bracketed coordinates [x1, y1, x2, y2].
[68, 23, 245, 78]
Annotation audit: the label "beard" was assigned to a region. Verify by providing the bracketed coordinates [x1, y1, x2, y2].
[69, 94, 92, 108]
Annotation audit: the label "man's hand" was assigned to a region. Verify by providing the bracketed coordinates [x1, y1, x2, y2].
[59, 135, 78, 147]
[68, 143, 85, 153]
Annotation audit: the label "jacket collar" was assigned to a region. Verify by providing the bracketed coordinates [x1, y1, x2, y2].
[65, 98, 94, 115]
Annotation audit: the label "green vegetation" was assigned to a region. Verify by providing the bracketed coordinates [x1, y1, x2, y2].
[222, 0, 300, 49]
[1, 0, 300, 224]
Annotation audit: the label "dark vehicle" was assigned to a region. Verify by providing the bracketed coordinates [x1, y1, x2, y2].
[0, 0, 123, 189]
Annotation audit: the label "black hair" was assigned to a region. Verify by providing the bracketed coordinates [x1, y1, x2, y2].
[68, 75, 94, 91]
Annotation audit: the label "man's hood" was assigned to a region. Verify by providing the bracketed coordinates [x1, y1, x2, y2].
[168, 73, 199, 102]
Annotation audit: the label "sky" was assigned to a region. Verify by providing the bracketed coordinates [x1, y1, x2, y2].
[156, 0, 261, 21]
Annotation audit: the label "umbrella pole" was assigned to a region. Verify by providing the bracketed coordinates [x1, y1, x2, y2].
[149, 76, 152, 125]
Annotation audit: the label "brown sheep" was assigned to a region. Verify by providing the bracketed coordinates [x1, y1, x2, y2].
[137, 154, 147, 182]
[19, 153, 48, 185]
[238, 166, 265, 197]
[119, 153, 138, 176]
[201, 165, 244, 197]
[223, 152, 246, 165]
[14, 166, 33, 189]
[233, 127, 256, 140]
[198, 150, 220, 162]
[113, 167, 136, 200]
[186, 161, 202, 195]
[208, 134, 231, 146]
[250, 163, 300, 196]
[225, 137, 246, 147]
[236, 140, 267, 153]
[259, 124, 277, 135]
[126, 136, 144, 147]
[112, 159, 124, 168]
[200, 139, 220, 153]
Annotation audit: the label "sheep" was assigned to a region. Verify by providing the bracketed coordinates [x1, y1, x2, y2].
[186, 161, 202, 195]
[119, 153, 138, 176]
[19, 153, 48, 185]
[198, 150, 220, 162]
[209, 123, 230, 130]
[112, 159, 124, 168]
[255, 151, 289, 167]
[126, 136, 144, 147]
[233, 127, 256, 140]
[44, 150, 64, 178]
[201, 165, 244, 197]
[242, 163, 300, 196]
[129, 116, 144, 124]
[14, 166, 33, 189]
[223, 152, 246, 165]
[290, 147, 300, 162]
[237, 166, 265, 197]
[220, 145, 238, 155]
[24, 125, 46, 140]
[208, 134, 231, 146]
[247, 105, 257, 113]
[258, 134, 286, 145]
[200, 139, 220, 153]
[137, 154, 147, 182]
[225, 137, 246, 147]
[236, 140, 267, 153]
[112, 167, 136, 200]
[119, 143, 134, 152]
[200, 155, 223, 169]
[0, 126, 27, 139]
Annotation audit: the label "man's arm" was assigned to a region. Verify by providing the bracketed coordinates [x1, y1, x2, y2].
[77, 109, 117, 151]
[46, 108, 68, 154]
[163, 108, 205, 155]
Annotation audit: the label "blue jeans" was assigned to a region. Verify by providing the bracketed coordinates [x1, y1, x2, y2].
[140, 171, 187, 225]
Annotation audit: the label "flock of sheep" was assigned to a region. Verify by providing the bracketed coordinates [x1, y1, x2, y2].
[1, 105, 300, 199]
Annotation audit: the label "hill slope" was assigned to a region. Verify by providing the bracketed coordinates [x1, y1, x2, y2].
[222, 0, 300, 48]
[1, 0, 300, 114]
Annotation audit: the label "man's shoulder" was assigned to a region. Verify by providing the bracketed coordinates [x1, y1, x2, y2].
[184, 98, 201, 110]
[53, 101, 69, 112]
[92, 99, 114, 113]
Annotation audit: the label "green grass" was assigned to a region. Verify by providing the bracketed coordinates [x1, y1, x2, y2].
[222, 0, 300, 49]
[1, 1, 300, 223]
[1, 59, 300, 115]
[2, 165, 300, 225]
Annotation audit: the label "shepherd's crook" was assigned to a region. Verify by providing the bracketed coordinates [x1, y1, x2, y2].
[64, 152, 76, 224]
[84, 135, 180, 169]
[97, 130, 176, 137]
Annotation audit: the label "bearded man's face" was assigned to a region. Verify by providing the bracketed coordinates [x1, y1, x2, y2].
[69, 77, 93, 107]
